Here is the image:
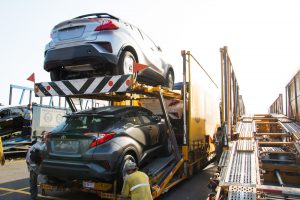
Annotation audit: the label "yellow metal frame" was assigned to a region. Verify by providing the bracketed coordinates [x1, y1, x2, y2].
[151, 158, 186, 199]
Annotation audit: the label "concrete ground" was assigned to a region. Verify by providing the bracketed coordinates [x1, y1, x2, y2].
[0, 158, 216, 200]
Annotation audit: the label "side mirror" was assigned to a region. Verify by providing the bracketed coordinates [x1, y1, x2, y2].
[157, 46, 162, 52]
[151, 115, 161, 123]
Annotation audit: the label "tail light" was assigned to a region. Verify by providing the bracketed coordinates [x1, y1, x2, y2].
[168, 99, 180, 106]
[94, 20, 119, 31]
[88, 132, 116, 148]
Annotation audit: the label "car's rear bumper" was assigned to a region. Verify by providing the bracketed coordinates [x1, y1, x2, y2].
[44, 44, 118, 71]
[41, 159, 116, 182]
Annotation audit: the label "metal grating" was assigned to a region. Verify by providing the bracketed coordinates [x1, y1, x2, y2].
[226, 152, 256, 184]
[228, 186, 256, 200]
[281, 122, 300, 140]
[218, 151, 229, 167]
[239, 122, 255, 139]
[293, 132, 300, 141]
[261, 147, 285, 153]
[237, 140, 254, 152]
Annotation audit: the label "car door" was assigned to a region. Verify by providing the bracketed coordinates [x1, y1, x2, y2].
[123, 111, 151, 148]
[11, 107, 24, 131]
[138, 111, 160, 146]
[138, 29, 163, 74]
[0, 109, 12, 131]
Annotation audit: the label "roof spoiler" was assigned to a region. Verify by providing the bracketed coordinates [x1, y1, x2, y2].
[74, 13, 119, 21]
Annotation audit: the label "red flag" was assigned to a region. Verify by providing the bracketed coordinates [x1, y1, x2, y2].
[27, 73, 35, 82]
[133, 63, 148, 73]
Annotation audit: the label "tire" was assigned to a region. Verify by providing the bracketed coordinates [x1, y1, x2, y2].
[163, 137, 173, 156]
[119, 154, 136, 180]
[118, 51, 138, 82]
[118, 51, 136, 74]
[117, 154, 137, 191]
[50, 69, 61, 81]
[165, 70, 174, 89]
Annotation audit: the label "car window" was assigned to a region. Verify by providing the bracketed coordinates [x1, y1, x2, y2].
[141, 30, 159, 51]
[125, 112, 142, 126]
[52, 115, 118, 134]
[137, 110, 152, 125]
[140, 116, 151, 124]
[0, 109, 10, 118]
[11, 108, 23, 115]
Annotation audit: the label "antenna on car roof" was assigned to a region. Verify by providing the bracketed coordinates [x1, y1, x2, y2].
[74, 13, 119, 21]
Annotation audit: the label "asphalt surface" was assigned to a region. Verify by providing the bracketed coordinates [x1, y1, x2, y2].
[0, 158, 216, 200]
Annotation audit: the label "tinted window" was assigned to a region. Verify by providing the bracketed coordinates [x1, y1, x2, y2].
[125, 111, 142, 126]
[137, 110, 151, 124]
[140, 116, 151, 124]
[0, 109, 9, 118]
[11, 108, 23, 115]
[52, 115, 119, 134]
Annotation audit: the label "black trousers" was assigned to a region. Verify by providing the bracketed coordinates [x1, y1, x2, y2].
[29, 170, 38, 199]
[21, 120, 32, 137]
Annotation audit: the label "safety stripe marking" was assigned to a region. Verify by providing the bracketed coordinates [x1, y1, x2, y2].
[93, 76, 112, 93]
[49, 82, 65, 96]
[35, 75, 132, 97]
[79, 77, 95, 93]
[117, 76, 131, 92]
[36, 83, 51, 96]
[62, 80, 79, 95]
[69, 79, 87, 91]
[85, 77, 104, 94]
[54, 81, 72, 96]
[43, 82, 58, 96]
[0, 187, 67, 200]
[102, 76, 120, 93]
[110, 75, 129, 92]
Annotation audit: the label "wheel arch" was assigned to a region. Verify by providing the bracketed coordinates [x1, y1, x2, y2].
[166, 65, 175, 80]
[115, 145, 140, 171]
[118, 45, 139, 63]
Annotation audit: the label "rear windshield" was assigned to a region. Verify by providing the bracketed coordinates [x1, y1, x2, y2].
[51, 115, 118, 134]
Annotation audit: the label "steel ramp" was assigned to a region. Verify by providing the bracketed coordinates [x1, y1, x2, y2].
[142, 155, 175, 177]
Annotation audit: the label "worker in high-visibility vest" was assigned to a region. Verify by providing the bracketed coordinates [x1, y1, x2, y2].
[0, 137, 5, 166]
[121, 161, 153, 200]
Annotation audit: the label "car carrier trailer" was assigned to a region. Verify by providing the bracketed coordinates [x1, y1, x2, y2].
[34, 50, 221, 199]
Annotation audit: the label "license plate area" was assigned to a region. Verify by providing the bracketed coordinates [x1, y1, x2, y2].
[82, 181, 95, 189]
[53, 140, 80, 154]
[58, 26, 85, 40]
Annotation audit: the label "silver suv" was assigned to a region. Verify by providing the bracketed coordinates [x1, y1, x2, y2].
[44, 13, 175, 88]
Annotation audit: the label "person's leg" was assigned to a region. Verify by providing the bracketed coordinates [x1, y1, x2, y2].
[29, 170, 38, 199]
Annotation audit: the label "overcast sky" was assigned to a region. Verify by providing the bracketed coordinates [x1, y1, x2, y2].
[0, 0, 299, 113]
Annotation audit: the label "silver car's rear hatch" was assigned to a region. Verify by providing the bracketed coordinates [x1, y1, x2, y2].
[58, 26, 85, 40]
[51, 18, 104, 45]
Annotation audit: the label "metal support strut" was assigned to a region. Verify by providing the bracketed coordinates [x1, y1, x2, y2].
[156, 90, 180, 161]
